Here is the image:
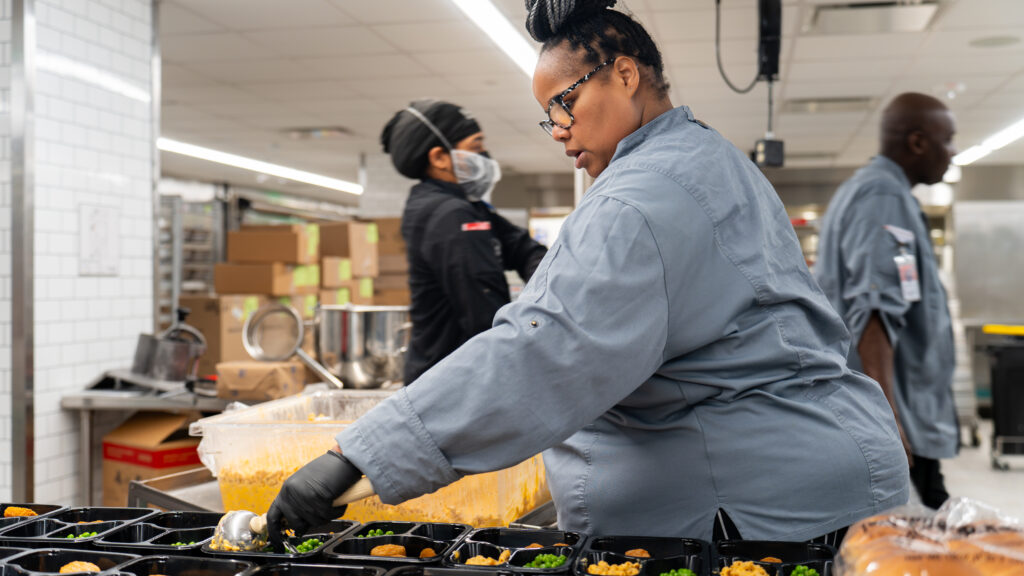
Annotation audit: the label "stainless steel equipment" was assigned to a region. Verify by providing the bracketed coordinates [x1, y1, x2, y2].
[131, 308, 207, 383]
[242, 302, 410, 389]
[316, 304, 411, 389]
[242, 303, 345, 389]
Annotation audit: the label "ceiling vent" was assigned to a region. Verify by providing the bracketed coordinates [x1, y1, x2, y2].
[782, 96, 876, 114]
[804, 1, 940, 35]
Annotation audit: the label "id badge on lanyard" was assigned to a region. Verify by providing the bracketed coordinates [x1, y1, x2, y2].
[894, 248, 921, 303]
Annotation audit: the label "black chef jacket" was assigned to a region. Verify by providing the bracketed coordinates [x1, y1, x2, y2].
[401, 179, 547, 384]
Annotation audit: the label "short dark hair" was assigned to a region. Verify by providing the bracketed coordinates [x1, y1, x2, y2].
[525, 0, 669, 97]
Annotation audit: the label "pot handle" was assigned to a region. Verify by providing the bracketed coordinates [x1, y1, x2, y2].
[295, 347, 345, 390]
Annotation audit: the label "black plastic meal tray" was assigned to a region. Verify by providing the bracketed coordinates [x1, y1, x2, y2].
[3, 547, 139, 575]
[385, 567, 519, 576]
[0, 505, 65, 533]
[714, 541, 835, 576]
[115, 554, 254, 576]
[202, 519, 358, 565]
[0, 507, 158, 549]
[95, 510, 223, 555]
[575, 536, 711, 576]
[445, 528, 585, 573]
[241, 563, 389, 576]
[324, 521, 472, 568]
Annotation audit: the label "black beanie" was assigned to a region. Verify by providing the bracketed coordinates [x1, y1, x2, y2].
[380, 99, 482, 180]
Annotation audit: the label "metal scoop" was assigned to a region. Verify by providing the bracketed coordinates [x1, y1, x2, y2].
[212, 477, 376, 552]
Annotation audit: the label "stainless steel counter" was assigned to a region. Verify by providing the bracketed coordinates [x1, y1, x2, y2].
[61, 374, 229, 506]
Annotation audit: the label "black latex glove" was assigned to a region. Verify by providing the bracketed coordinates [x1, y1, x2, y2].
[267, 450, 361, 548]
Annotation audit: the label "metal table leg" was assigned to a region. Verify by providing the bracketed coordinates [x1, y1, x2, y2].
[79, 409, 93, 505]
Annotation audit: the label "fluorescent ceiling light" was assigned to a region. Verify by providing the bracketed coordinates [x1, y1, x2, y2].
[37, 52, 150, 103]
[953, 116, 1024, 166]
[450, 0, 538, 77]
[158, 138, 363, 195]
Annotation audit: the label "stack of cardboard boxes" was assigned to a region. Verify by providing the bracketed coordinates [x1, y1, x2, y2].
[372, 218, 411, 305]
[209, 224, 322, 401]
[319, 221, 379, 306]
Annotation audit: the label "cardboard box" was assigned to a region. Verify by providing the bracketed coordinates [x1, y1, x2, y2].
[371, 218, 405, 256]
[276, 293, 318, 319]
[379, 254, 408, 274]
[216, 360, 305, 402]
[215, 263, 320, 296]
[321, 222, 379, 277]
[322, 256, 355, 288]
[102, 412, 202, 506]
[374, 273, 409, 291]
[179, 295, 265, 378]
[227, 224, 319, 265]
[320, 278, 374, 306]
[374, 289, 411, 306]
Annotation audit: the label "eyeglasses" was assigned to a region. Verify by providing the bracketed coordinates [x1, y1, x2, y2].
[539, 58, 616, 136]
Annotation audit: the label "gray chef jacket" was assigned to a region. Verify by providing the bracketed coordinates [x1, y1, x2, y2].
[815, 155, 958, 460]
[337, 106, 909, 541]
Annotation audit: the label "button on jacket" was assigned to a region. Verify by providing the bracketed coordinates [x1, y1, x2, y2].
[401, 179, 547, 384]
[815, 155, 958, 460]
[340, 107, 909, 541]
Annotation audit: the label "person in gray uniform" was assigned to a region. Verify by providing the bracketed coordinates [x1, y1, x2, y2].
[267, 0, 908, 544]
[815, 92, 959, 509]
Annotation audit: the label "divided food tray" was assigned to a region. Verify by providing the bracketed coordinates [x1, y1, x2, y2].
[0, 505, 64, 533]
[115, 554, 254, 576]
[385, 567, 518, 576]
[3, 547, 138, 575]
[445, 528, 584, 573]
[95, 511, 223, 555]
[203, 519, 358, 564]
[325, 521, 472, 568]
[575, 536, 710, 576]
[714, 541, 834, 576]
[242, 564, 388, 576]
[0, 508, 158, 549]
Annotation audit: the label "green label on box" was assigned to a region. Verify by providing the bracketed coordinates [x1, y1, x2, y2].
[302, 294, 317, 317]
[359, 277, 374, 298]
[292, 265, 320, 288]
[277, 296, 292, 309]
[307, 224, 320, 257]
[336, 288, 351, 305]
[242, 297, 259, 320]
[338, 259, 352, 281]
[366, 223, 379, 244]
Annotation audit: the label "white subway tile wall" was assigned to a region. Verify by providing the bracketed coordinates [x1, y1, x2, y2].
[0, 0, 12, 502]
[29, 0, 153, 504]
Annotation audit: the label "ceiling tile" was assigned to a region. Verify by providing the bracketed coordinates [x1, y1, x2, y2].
[334, 0, 465, 24]
[934, 0, 1024, 30]
[787, 58, 910, 82]
[372, 21, 498, 52]
[242, 27, 396, 58]
[413, 48, 522, 77]
[162, 32, 277, 63]
[299, 54, 428, 80]
[792, 33, 927, 62]
[182, 59, 324, 83]
[159, 3, 222, 35]
[171, 0, 354, 31]
[783, 80, 893, 100]
[237, 81, 360, 102]
[162, 63, 214, 86]
[648, 8, 757, 43]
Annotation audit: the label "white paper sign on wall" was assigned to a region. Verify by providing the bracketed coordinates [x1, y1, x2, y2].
[79, 205, 120, 276]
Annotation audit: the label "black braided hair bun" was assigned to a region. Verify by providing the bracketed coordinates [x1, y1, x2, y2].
[524, 0, 617, 42]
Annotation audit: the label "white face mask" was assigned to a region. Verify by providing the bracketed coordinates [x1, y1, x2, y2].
[451, 150, 501, 202]
[404, 106, 501, 202]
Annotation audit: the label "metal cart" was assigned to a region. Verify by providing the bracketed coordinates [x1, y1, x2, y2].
[983, 324, 1024, 470]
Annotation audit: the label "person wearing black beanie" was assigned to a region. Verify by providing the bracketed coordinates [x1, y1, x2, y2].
[379, 99, 547, 384]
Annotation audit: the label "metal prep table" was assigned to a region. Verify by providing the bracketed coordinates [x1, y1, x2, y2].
[60, 368, 229, 505]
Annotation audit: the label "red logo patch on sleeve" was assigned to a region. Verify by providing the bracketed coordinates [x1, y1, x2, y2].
[461, 221, 491, 232]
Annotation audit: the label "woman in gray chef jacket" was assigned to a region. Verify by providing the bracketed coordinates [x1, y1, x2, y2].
[267, 0, 909, 544]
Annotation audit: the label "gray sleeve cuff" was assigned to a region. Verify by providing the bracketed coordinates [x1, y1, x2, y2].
[335, 389, 462, 504]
